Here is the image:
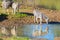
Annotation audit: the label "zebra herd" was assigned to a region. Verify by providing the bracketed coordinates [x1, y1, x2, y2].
[1, 0, 49, 36]
[1, 0, 49, 24]
[2, 0, 20, 14]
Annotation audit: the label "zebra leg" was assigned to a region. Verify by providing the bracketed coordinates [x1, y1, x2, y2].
[14, 9, 16, 14]
[12, 8, 14, 14]
[6, 9, 9, 14]
[40, 18, 42, 25]
[14, 8, 17, 14]
[13, 8, 16, 14]
[17, 7, 19, 13]
[12, 9, 13, 14]
[36, 17, 38, 23]
[4, 8, 6, 14]
[34, 16, 36, 23]
[46, 19, 48, 24]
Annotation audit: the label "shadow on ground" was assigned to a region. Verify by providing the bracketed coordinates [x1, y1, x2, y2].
[48, 21, 60, 24]
[20, 12, 33, 16]
[0, 13, 8, 22]
[36, 5, 56, 10]
[0, 38, 3, 40]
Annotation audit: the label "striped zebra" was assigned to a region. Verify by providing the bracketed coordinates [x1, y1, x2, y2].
[2, 0, 20, 14]
[33, 9, 49, 24]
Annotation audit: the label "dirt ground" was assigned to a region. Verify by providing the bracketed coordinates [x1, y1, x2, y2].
[54, 37, 60, 40]
[21, 8, 60, 22]
[0, 7, 60, 28]
[0, 8, 60, 40]
[0, 16, 34, 27]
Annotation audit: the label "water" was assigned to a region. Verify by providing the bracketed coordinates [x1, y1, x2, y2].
[19, 24, 60, 40]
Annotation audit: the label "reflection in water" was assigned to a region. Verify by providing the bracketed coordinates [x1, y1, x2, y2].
[32, 25, 49, 37]
[17, 24, 60, 40]
[22, 24, 55, 40]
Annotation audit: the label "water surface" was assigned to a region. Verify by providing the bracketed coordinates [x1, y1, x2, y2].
[18, 24, 60, 40]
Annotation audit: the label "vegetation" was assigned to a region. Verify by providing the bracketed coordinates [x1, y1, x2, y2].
[0, 0, 60, 10]
[5, 36, 29, 40]
[13, 0, 60, 10]
[8, 12, 28, 19]
[54, 29, 60, 37]
[23, 0, 60, 10]
[14, 12, 28, 18]
[37, 0, 60, 10]
[0, 36, 30, 40]
[0, 0, 60, 40]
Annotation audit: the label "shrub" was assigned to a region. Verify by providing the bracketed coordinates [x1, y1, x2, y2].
[13, 12, 28, 18]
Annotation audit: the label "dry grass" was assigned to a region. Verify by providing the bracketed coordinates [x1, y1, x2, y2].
[55, 37, 60, 40]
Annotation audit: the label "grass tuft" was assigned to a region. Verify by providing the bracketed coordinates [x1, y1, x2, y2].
[13, 12, 28, 18]
[6, 36, 29, 40]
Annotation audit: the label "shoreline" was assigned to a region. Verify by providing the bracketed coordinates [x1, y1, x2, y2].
[0, 15, 60, 27]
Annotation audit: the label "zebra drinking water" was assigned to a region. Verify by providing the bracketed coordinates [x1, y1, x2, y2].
[33, 9, 49, 24]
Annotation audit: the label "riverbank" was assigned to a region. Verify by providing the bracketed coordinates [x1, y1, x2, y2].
[0, 8, 60, 27]
[0, 8, 60, 40]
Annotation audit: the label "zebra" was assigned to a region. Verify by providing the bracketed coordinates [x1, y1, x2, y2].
[2, 0, 13, 14]
[33, 9, 49, 36]
[2, 0, 20, 14]
[33, 9, 49, 24]
[12, 2, 20, 14]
